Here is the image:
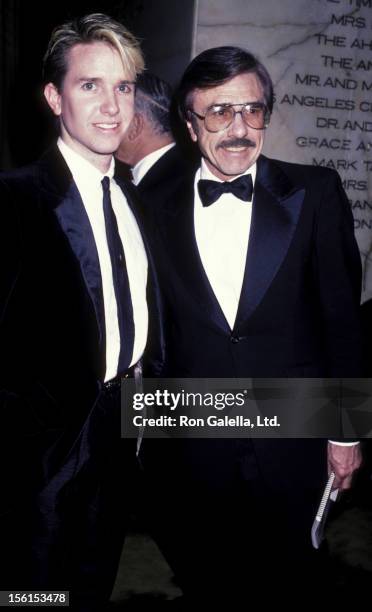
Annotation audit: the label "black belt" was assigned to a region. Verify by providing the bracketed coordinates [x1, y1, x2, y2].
[102, 362, 141, 392]
[101, 361, 144, 455]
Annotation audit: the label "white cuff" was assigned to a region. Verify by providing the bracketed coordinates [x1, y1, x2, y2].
[328, 440, 360, 446]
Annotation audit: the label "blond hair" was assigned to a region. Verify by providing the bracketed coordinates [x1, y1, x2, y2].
[43, 13, 144, 89]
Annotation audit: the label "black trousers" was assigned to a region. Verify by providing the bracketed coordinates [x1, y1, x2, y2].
[2, 385, 139, 611]
[141, 438, 327, 604]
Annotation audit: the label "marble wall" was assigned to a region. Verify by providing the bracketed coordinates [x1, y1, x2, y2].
[193, 0, 372, 301]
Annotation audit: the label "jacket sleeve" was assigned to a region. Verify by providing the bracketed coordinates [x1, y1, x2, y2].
[0, 179, 62, 439]
[313, 169, 363, 377]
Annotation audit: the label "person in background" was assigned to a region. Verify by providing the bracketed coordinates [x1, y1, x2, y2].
[116, 71, 195, 209]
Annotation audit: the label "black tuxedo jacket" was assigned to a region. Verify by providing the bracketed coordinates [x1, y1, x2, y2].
[141, 155, 364, 596]
[145, 154, 362, 379]
[0, 146, 163, 585]
[141, 155, 363, 577]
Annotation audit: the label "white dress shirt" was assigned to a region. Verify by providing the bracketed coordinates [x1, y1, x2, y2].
[132, 143, 175, 185]
[194, 159, 256, 329]
[58, 138, 148, 381]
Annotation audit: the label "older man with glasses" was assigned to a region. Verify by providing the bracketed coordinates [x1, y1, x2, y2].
[141, 46, 363, 606]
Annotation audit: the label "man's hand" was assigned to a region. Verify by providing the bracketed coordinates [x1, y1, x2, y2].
[327, 442, 362, 490]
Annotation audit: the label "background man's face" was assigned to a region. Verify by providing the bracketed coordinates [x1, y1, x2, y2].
[44, 41, 135, 171]
[186, 72, 266, 180]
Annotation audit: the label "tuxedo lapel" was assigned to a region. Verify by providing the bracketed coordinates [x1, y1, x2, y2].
[39, 147, 106, 371]
[161, 180, 230, 332]
[235, 156, 305, 328]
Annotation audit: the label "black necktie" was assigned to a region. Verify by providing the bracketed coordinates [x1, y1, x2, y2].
[198, 174, 253, 207]
[101, 176, 134, 374]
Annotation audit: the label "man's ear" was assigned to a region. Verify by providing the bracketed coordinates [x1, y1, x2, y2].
[44, 82, 62, 116]
[186, 115, 198, 143]
[127, 113, 143, 141]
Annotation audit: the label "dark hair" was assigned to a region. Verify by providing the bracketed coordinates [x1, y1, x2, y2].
[135, 72, 173, 135]
[43, 13, 144, 90]
[177, 46, 274, 121]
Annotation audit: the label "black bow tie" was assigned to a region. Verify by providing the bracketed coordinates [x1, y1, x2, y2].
[198, 174, 253, 207]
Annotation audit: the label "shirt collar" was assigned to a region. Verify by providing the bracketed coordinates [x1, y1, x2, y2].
[132, 142, 175, 185]
[57, 137, 115, 186]
[200, 157, 256, 187]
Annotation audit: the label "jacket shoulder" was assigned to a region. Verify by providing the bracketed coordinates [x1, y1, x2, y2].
[264, 156, 341, 187]
[0, 161, 42, 195]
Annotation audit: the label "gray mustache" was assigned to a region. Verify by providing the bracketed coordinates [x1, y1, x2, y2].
[219, 138, 256, 149]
